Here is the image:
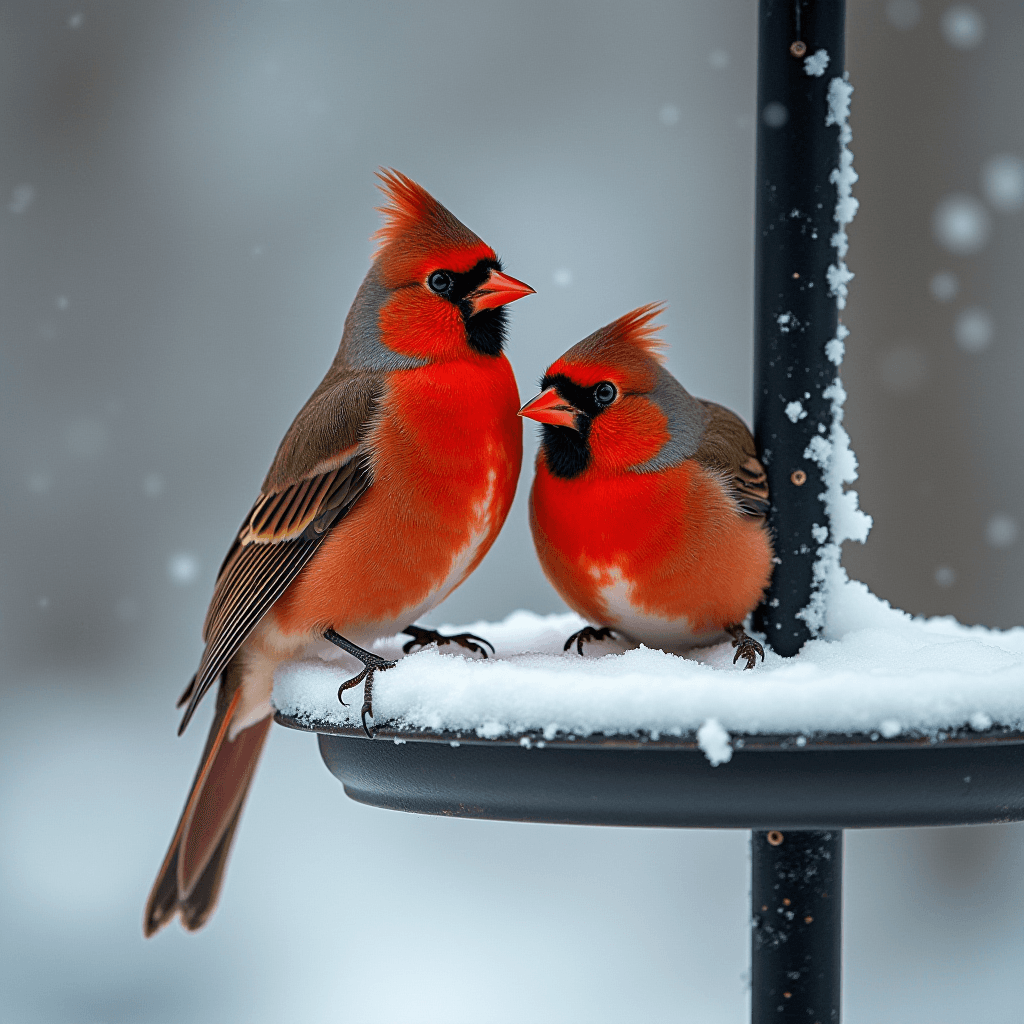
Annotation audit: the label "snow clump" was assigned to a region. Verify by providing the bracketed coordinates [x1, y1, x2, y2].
[785, 400, 807, 423]
[697, 719, 733, 766]
[825, 75, 858, 309]
[804, 50, 830, 77]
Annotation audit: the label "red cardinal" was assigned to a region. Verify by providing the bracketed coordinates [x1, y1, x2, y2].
[144, 170, 532, 936]
[520, 305, 772, 664]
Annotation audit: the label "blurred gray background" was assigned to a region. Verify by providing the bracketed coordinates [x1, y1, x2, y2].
[2, 1, 1022, 1021]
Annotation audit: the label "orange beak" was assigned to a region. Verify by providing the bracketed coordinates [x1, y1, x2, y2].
[468, 270, 535, 314]
[518, 387, 580, 430]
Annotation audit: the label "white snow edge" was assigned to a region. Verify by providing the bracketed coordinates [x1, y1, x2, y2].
[273, 591, 1024, 767]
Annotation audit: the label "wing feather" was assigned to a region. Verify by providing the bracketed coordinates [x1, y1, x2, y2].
[694, 400, 770, 519]
[180, 458, 372, 737]
[176, 350, 387, 735]
[180, 455, 374, 735]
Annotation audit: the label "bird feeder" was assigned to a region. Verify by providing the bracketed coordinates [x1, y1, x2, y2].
[276, 2, 1024, 1019]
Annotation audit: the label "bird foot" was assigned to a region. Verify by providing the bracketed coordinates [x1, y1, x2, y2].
[324, 628, 396, 738]
[563, 626, 617, 656]
[726, 624, 765, 670]
[401, 625, 494, 658]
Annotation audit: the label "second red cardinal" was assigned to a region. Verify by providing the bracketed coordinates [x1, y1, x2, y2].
[520, 305, 772, 666]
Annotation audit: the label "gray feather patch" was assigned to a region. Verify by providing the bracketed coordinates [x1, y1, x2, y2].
[338, 263, 428, 372]
[628, 366, 710, 473]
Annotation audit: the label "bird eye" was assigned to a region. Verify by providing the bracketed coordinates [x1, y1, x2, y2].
[594, 382, 617, 406]
[428, 271, 453, 294]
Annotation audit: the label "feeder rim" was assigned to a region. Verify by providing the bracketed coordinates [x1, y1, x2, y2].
[274, 711, 1024, 753]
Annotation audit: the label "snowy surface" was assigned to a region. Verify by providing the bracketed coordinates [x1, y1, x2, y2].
[273, 578, 1024, 759]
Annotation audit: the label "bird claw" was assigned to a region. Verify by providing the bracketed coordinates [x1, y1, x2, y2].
[726, 625, 764, 670]
[325, 628, 395, 737]
[563, 626, 617, 656]
[336, 657, 393, 738]
[401, 625, 494, 658]
[354, 656, 396, 739]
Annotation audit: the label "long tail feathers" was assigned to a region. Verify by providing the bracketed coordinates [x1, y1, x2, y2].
[144, 674, 270, 937]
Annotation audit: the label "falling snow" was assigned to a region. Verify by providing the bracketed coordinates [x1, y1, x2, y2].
[762, 102, 788, 128]
[143, 473, 166, 497]
[955, 307, 993, 353]
[658, 104, 680, 127]
[933, 194, 991, 254]
[981, 155, 1024, 212]
[167, 553, 199, 585]
[929, 271, 959, 302]
[986, 515, 1018, 549]
[8, 184, 35, 214]
[941, 5, 985, 49]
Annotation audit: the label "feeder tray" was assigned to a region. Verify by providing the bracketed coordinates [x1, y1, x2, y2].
[276, 715, 1024, 830]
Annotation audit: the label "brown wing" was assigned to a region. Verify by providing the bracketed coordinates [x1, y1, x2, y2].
[693, 400, 770, 519]
[176, 370, 383, 735]
[177, 455, 372, 734]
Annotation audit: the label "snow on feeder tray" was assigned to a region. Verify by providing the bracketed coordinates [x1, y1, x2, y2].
[276, 3, 1024, 1020]
[273, 590, 1024, 830]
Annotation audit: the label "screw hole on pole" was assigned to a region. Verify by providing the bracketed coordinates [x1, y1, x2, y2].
[789, 40, 807, 57]
[767, 829, 784, 846]
[790, 469, 807, 486]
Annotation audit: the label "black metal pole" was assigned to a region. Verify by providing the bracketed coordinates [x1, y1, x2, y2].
[751, 2, 847, 1020]
[752, 830, 843, 1023]
[753, 0, 847, 657]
